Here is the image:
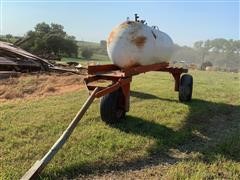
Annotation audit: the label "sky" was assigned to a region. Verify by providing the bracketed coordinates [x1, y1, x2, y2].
[0, 0, 239, 46]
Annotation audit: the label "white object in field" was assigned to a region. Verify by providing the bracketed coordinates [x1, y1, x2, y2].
[206, 66, 213, 71]
[75, 63, 83, 68]
[107, 21, 174, 68]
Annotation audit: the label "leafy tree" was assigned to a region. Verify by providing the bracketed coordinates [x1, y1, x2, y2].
[5, 34, 13, 40]
[201, 61, 213, 70]
[194, 41, 203, 49]
[35, 22, 50, 34]
[171, 46, 200, 65]
[0, 34, 20, 43]
[194, 40, 211, 64]
[81, 48, 93, 59]
[50, 23, 66, 37]
[19, 22, 78, 59]
[100, 40, 107, 48]
[63, 38, 78, 57]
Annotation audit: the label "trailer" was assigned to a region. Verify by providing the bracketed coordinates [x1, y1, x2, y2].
[85, 62, 192, 123]
[21, 62, 193, 179]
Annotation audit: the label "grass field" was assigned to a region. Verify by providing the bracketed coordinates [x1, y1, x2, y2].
[0, 70, 240, 179]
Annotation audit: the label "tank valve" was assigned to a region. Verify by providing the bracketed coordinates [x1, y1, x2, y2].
[134, 14, 146, 24]
[134, 13, 140, 22]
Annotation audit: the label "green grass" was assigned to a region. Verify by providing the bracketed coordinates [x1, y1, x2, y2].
[0, 70, 240, 179]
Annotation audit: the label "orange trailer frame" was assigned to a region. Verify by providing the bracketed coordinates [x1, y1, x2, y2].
[84, 62, 188, 112]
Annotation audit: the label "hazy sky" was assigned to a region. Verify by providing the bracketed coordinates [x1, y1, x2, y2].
[0, 0, 239, 46]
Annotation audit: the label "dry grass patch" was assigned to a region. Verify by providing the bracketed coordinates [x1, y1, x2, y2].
[0, 73, 85, 100]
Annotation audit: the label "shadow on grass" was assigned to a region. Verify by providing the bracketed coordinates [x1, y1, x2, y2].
[130, 90, 240, 162]
[130, 90, 179, 103]
[42, 90, 240, 179]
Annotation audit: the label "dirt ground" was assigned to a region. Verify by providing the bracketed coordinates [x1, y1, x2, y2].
[0, 73, 85, 101]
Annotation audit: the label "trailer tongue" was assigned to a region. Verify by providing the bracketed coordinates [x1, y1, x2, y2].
[21, 87, 99, 180]
[21, 62, 193, 179]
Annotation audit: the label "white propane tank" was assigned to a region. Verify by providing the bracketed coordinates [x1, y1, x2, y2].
[107, 17, 174, 68]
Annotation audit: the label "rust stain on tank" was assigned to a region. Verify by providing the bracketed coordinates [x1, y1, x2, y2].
[131, 36, 147, 48]
[107, 27, 120, 45]
[107, 31, 116, 45]
[108, 21, 139, 45]
[120, 22, 129, 29]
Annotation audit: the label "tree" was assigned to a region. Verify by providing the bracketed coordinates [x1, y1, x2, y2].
[171, 46, 200, 65]
[5, 34, 13, 40]
[19, 22, 78, 59]
[194, 40, 212, 64]
[63, 38, 78, 57]
[35, 22, 50, 34]
[100, 40, 107, 48]
[201, 61, 213, 70]
[194, 41, 203, 49]
[81, 48, 93, 59]
[50, 23, 66, 37]
[0, 34, 21, 43]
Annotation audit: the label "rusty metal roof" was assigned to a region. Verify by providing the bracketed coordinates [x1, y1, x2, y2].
[0, 41, 81, 75]
[0, 41, 54, 72]
[0, 57, 41, 67]
[0, 41, 52, 65]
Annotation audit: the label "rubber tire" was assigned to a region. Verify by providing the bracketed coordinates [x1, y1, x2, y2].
[179, 74, 193, 102]
[100, 89, 126, 124]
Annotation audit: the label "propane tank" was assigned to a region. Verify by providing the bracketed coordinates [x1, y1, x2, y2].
[107, 15, 174, 68]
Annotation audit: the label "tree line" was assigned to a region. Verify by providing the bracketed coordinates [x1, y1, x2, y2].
[172, 39, 240, 70]
[0, 22, 239, 70]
